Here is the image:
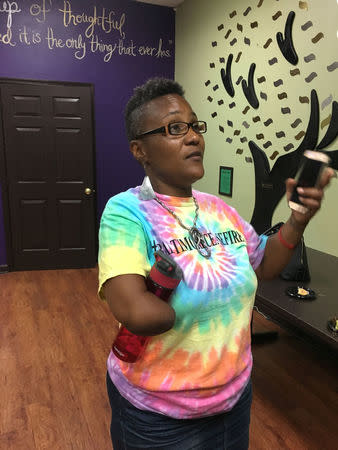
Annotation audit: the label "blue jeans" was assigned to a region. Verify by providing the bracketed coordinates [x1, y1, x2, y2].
[106, 373, 252, 450]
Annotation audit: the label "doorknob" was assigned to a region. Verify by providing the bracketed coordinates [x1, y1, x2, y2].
[84, 188, 92, 195]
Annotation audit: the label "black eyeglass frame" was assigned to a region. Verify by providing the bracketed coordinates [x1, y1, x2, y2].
[135, 121, 207, 139]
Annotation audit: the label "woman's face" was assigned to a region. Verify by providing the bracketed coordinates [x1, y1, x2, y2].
[131, 94, 205, 197]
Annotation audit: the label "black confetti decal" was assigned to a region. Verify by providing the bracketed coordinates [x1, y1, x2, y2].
[278, 92, 288, 100]
[230, 38, 238, 46]
[253, 116, 261, 122]
[272, 11, 282, 21]
[269, 57, 278, 65]
[219, 57, 225, 63]
[213, 84, 219, 91]
[234, 130, 241, 136]
[236, 148, 244, 154]
[291, 118, 302, 128]
[212, 41, 217, 47]
[245, 157, 253, 163]
[257, 76, 266, 83]
[276, 131, 286, 138]
[250, 22, 258, 28]
[211, 112, 217, 118]
[281, 107, 291, 114]
[264, 118, 273, 126]
[230, 10, 237, 18]
[207, 96, 213, 102]
[244, 37, 251, 45]
[241, 137, 248, 143]
[224, 30, 232, 39]
[263, 141, 272, 149]
[210, 63, 215, 68]
[256, 133, 265, 140]
[284, 143, 295, 151]
[226, 138, 233, 143]
[229, 102, 236, 108]
[218, 24, 224, 31]
[235, 52, 242, 63]
[205, 80, 211, 86]
[227, 120, 233, 127]
[243, 7, 252, 16]
[237, 23, 243, 32]
[219, 126, 224, 132]
[263, 38, 273, 49]
[236, 76, 243, 85]
[260, 92, 268, 101]
[218, 99, 224, 105]
[274, 79, 284, 87]
[257, 0, 264, 7]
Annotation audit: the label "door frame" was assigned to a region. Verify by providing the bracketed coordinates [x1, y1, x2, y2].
[0, 77, 97, 272]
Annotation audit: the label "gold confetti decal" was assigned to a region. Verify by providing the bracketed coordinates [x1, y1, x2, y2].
[290, 68, 301, 76]
[278, 92, 288, 100]
[257, 0, 264, 7]
[299, 1, 308, 11]
[312, 33, 324, 44]
[236, 148, 243, 154]
[256, 133, 265, 140]
[253, 116, 261, 123]
[321, 114, 332, 129]
[270, 151, 279, 160]
[242, 106, 250, 114]
[295, 131, 306, 140]
[299, 96, 309, 103]
[234, 129, 241, 136]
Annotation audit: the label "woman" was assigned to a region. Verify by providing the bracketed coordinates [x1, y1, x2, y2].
[98, 78, 333, 449]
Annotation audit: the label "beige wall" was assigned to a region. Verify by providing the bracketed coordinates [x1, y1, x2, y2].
[175, 0, 338, 256]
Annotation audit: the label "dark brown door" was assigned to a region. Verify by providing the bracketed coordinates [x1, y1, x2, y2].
[0, 81, 96, 270]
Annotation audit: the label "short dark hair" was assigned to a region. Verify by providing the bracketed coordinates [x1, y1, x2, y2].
[124, 77, 185, 141]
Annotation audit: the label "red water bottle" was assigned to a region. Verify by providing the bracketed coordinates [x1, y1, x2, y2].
[112, 251, 183, 363]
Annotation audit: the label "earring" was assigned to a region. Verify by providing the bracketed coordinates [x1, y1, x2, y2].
[139, 176, 156, 200]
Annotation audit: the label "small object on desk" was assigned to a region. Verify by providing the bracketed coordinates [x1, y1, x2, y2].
[327, 316, 338, 334]
[285, 286, 316, 300]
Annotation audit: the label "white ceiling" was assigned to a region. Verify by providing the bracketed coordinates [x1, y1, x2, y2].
[135, 0, 185, 8]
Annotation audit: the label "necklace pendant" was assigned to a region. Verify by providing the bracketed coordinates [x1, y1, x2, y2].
[189, 227, 211, 259]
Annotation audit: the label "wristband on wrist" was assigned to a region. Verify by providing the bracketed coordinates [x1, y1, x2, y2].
[278, 227, 296, 250]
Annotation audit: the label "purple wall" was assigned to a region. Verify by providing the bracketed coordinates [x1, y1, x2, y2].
[0, 0, 175, 267]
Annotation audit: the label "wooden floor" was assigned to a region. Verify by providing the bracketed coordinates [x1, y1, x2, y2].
[0, 268, 337, 449]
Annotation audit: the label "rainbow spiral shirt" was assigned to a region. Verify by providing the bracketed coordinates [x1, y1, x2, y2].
[98, 184, 267, 419]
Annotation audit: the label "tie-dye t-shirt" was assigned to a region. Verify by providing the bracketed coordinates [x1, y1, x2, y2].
[98, 183, 267, 419]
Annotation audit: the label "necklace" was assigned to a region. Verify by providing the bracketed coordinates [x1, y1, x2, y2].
[154, 195, 211, 259]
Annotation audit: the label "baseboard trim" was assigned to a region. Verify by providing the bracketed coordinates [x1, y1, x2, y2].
[0, 264, 9, 273]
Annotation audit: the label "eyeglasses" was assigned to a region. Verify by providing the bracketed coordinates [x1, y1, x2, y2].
[136, 121, 207, 139]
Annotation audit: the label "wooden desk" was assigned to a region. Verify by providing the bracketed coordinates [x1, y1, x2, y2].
[255, 248, 338, 352]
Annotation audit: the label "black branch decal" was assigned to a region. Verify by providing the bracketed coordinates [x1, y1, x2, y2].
[249, 89, 319, 233]
[220, 54, 235, 97]
[317, 101, 338, 150]
[276, 11, 299, 66]
[242, 63, 259, 109]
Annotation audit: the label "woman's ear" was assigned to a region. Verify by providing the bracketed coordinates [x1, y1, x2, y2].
[130, 140, 147, 166]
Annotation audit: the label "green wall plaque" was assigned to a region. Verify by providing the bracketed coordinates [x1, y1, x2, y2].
[219, 166, 233, 197]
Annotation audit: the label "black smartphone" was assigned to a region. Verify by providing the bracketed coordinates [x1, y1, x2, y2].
[289, 150, 330, 214]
